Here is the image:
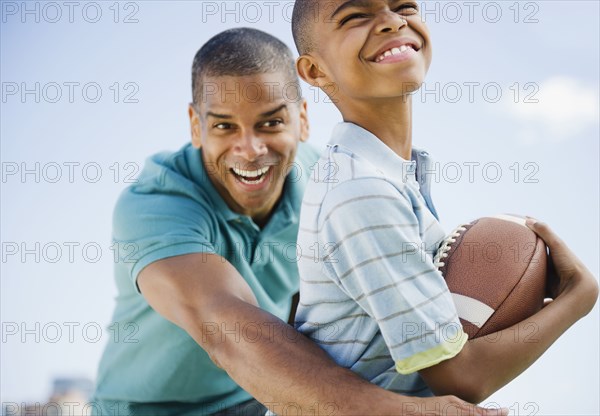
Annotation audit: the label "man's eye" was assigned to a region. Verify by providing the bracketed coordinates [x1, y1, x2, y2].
[215, 123, 233, 130]
[339, 13, 368, 26]
[261, 120, 283, 128]
[396, 3, 419, 15]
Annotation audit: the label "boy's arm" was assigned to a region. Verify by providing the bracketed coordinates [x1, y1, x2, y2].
[138, 252, 506, 416]
[419, 219, 599, 403]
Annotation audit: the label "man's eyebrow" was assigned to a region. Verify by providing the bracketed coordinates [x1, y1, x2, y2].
[331, 0, 373, 19]
[260, 104, 287, 118]
[206, 111, 233, 119]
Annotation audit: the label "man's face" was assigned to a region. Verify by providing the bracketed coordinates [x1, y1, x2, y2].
[189, 72, 309, 225]
[308, 0, 432, 100]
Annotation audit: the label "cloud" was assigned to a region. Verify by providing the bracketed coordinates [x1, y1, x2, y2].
[503, 76, 599, 144]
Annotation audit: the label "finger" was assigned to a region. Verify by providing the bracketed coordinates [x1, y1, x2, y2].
[450, 397, 509, 416]
[545, 251, 561, 298]
[476, 405, 509, 416]
[525, 218, 563, 249]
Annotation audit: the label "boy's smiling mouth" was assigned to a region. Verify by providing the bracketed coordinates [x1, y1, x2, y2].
[370, 38, 421, 63]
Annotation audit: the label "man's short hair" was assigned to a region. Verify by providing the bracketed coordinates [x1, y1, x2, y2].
[292, 0, 319, 56]
[191, 28, 300, 105]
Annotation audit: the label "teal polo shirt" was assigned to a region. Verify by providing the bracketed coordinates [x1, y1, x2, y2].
[93, 142, 319, 414]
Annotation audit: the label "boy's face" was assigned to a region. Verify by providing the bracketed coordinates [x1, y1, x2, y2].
[189, 72, 308, 224]
[305, 0, 432, 100]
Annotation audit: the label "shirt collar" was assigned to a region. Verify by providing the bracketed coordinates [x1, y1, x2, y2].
[186, 144, 297, 230]
[182, 145, 237, 223]
[330, 122, 420, 184]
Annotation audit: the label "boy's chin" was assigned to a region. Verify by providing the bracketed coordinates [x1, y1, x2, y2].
[397, 80, 424, 95]
[372, 73, 427, 98]
[372, 81, 425, 99]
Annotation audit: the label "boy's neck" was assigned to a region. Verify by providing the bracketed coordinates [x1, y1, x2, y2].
[339, 95, 413, 160]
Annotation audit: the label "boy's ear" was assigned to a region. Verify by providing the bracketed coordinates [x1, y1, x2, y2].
[296, 55, 328, 88]
[188, 103, 202, 149]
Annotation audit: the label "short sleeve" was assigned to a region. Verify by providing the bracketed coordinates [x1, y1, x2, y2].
[112, 186, 217, 293]
[319, 179, 467, 374]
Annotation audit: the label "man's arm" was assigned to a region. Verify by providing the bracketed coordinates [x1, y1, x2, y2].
[419, 219, 599, 404]
[138, 252, 505, 416]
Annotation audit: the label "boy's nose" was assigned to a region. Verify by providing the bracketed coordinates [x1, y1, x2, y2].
[375, 11, 408, 33]
[235, 132, 268, 161]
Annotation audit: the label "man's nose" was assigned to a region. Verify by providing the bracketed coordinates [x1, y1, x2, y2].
[234, 131, 268, 161]
[374, 10, 408, 34]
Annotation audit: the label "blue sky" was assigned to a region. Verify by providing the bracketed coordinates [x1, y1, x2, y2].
[1, 1, 599, 413]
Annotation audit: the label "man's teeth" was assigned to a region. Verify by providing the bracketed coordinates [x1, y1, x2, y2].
[232, 166, 269, 178]
[231, 166, 270, 184]
[376, 45, 411, 62]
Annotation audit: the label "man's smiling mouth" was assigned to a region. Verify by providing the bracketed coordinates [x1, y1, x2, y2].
[231, 166, 271, 185]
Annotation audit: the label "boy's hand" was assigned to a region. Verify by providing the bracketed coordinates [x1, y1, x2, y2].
[525, 217, 599, 315]
[422, 218, 596, 404]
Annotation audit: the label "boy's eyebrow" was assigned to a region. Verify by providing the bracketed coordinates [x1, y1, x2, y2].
[331, 0, 373, 19]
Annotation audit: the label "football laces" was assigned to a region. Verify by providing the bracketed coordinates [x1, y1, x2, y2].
[433, 224, 469, 269]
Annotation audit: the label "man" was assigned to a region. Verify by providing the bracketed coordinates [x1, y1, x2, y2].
[92, 28, 506, 416]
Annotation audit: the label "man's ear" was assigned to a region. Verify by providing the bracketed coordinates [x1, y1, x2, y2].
[296, 54, 328, 88]
[188, 103, 202, 149]
[298, 99, 309, 143]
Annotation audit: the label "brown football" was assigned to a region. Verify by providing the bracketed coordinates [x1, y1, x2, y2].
[434, 214, 547, 339]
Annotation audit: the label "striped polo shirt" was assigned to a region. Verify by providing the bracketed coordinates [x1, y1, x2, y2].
[295, 122, 467, 395]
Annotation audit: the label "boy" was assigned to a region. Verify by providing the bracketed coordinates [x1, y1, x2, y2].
[291, 0, 598, 405]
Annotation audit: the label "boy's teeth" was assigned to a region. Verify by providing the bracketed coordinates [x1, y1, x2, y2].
[376, 45, 413, 62]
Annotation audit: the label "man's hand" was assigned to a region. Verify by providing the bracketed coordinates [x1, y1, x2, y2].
[408, 396, 508, 416]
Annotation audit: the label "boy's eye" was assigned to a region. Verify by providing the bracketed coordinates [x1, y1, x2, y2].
[395, 3, 419, 15]
[339, 13, 369, 26]
[339, 3, 418, 26]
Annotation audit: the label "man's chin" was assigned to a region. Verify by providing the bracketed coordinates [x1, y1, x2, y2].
[233, 189, 282, 215]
